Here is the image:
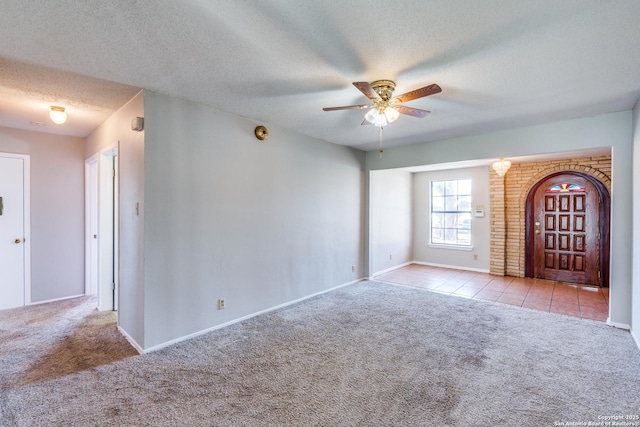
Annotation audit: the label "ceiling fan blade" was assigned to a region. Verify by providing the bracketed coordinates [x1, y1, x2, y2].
[352, 82, 381, 100]
[394, 105, 431, 118]
[361, 118, 372, 126]
[392, 83, 441, 103]
[323, 104, 371, 111]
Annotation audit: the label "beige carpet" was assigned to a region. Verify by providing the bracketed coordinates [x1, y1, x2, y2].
[1, 282, 639, 426]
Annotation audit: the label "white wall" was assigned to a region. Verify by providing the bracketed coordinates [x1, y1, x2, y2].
[85, 91, 144, 158]
[632, 100, 640, 347]
[85, 91, 145, 346]
[412, 167, 491, 271]
[0, 127, 85, 302]
[369, 169, 413, 275]
[366, 111, 633, 327]
[142, 92, 365, 350]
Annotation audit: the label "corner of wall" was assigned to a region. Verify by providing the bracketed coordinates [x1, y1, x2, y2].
[631, 97, 640, 343]
[631, 328, 640, 352]
[489, 171, 507, 276]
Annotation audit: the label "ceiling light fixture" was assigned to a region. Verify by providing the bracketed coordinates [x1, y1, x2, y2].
[492, 158, 511, 176]
[365, 106, 399, 158]
[366, 106, 398, 159]
[323, 80, 440, 128]
[49, 106, 67, 124]
[364, 105, 399, 127]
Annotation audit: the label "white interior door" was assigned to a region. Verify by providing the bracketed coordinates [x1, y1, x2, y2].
[97, 147, 118, 312]
[85, 155, 99, 297]
[0, 154, 30, 310]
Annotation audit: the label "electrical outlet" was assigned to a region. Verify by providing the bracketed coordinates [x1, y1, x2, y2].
[217, 298, 225, 310]
[389, 254, 393, 260]
[351, 265, 355, 272]
[473, 254, 478, 261]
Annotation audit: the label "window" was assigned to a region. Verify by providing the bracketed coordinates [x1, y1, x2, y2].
[431, 179, 472, 246]
[545, 183, 585, 193]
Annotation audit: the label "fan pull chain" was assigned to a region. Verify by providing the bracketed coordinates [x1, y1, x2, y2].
[379, 126, 384, 159]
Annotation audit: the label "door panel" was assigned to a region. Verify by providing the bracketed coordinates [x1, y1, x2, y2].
[0, 156, 25, 310]
[532, 174, 600, 285]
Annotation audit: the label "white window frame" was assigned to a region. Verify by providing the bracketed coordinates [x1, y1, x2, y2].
[430, 179, 472, 248]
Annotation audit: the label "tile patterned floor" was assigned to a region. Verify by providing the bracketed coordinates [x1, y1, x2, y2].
[375, 264, 609, 322]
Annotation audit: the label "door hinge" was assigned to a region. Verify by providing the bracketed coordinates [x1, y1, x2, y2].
[112, 282, 116, 291]
[598, 271, 601, 279]
[112, 169, 116, 178]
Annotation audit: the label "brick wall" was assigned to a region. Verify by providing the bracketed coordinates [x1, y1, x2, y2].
[489, 155, 611, 277]
[489, 173, 506, 275]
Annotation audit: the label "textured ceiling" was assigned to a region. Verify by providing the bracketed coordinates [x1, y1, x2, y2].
[0, 0, 639, 150]
[0, 59, 140, 137]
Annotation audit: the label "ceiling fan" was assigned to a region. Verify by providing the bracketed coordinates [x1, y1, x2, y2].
[323, 80, 441, 127]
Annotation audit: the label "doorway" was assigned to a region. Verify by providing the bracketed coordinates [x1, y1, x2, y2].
[85, 147, 119, 311]
[0, 153, 31, 310]
[525, 171, 610, 287]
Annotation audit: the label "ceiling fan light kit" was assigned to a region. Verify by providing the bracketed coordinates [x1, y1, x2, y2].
[323, 79, 441, 157]
[323, 79, 441, 127]
[364, 105, 399, 127]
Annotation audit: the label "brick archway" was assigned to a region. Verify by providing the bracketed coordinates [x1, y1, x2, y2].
[519, 164, 611, 205]
[523, 170, 611, 286]
[489, 156, 611, 278]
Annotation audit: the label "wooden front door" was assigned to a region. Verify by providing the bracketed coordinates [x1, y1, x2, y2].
[531, 173, 600, 286]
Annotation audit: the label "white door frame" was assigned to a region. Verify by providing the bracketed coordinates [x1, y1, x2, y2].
[99, 145, 118, 312]
[112, 151, 119, 311]
[0, 152, 31, 306]
[84, 154, 98, 296]
[85, 145, 120, 312]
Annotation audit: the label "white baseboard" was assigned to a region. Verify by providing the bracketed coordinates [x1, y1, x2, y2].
[370, 262, 413, 279]
[28, 294, 86, 306]
[606, 318, 630, 330]
[118, 325, 144, 354]
[142, 278, 366, 353]
[412, 261, 490, 274]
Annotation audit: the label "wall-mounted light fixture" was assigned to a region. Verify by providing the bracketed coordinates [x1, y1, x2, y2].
[492, 158, 511, 176]
[49, 106, 67, 124]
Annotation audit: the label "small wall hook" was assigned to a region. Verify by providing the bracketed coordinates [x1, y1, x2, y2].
[255, 125, 269, 141]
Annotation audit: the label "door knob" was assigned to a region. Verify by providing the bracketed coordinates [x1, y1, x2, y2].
[14, 238, 21, 244]
[534, 230, 540, 235]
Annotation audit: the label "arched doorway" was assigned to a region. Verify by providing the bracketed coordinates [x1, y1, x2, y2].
[524, 171, 610, 287]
